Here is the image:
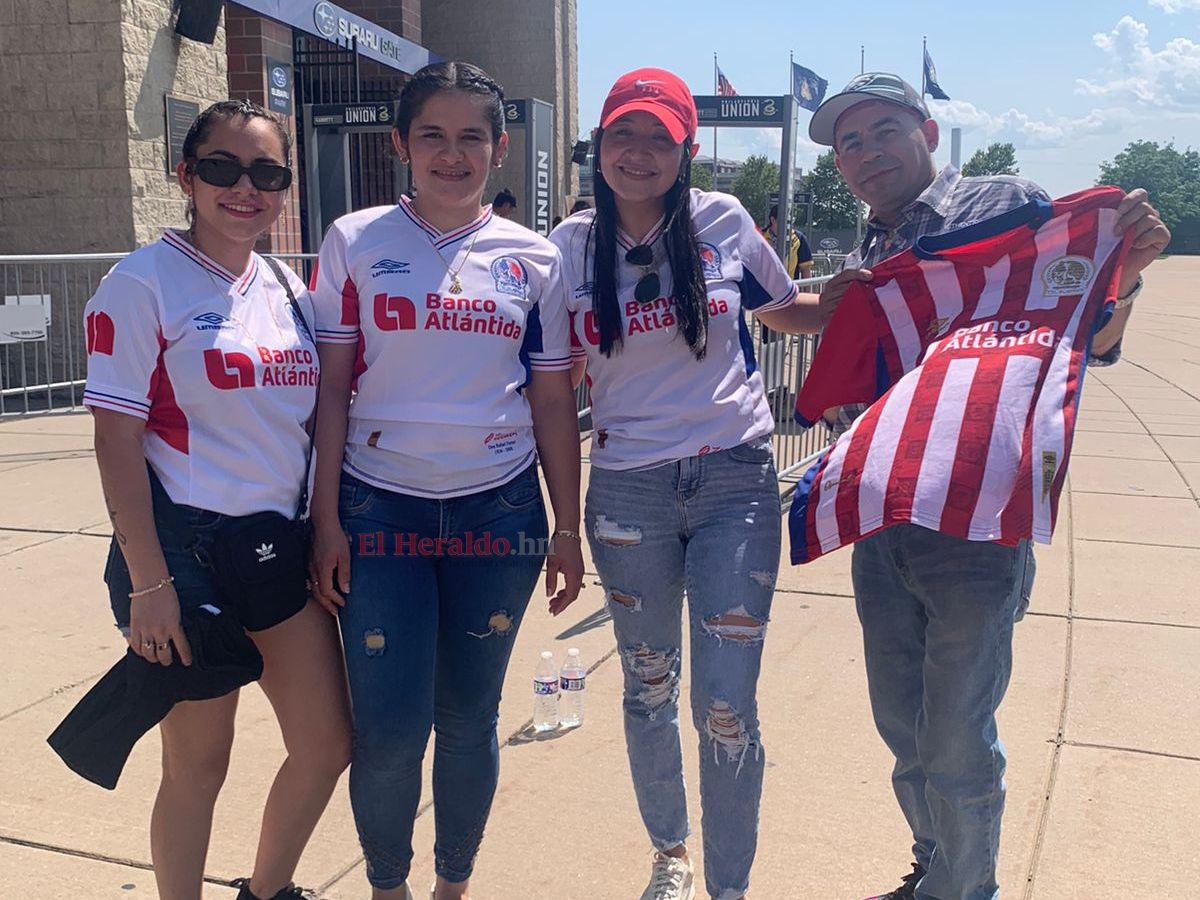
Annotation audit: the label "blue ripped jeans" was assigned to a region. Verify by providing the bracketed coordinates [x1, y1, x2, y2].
[337, 464, 547, 889]
[585, 438, 781, 900]
[852, 525, 1036, 900]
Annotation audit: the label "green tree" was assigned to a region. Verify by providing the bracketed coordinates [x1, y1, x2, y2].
[689, 161, 714, 191]
[1098, 140, 1200, 242]
[730, 155, 779, 226]
[962, 142, 1020, 177]
[802, 150, 860, 229]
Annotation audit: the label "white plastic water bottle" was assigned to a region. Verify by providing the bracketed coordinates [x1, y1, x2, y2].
[559, 647, 586, 728]
[533, 650, 560, 732]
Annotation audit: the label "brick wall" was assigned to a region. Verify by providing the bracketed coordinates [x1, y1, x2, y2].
[225, 3, 302, 255]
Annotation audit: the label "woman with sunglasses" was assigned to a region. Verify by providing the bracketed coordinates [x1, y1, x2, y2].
[307, 61, 583, 900]
[83, 99, 350, 900]
[550, 69, 828, 900]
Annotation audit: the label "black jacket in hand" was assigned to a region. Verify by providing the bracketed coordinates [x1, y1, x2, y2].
[47, 604, 262, 790]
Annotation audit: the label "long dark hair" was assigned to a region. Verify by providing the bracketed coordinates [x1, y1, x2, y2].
[588, 129, 709, 359]
[394, 60, 505, 142]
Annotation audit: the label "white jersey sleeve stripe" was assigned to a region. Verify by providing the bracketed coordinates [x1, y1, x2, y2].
[1025, 214, 1073, 312]
[855, 370, 921, 533]
[971, 253, 1011, 321]
[967, 354, 1041, 540]
[911, 356, 978, 526]
[875, 278, 921, 373]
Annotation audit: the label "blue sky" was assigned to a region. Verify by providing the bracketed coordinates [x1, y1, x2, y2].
[577, 0, 1200, 196]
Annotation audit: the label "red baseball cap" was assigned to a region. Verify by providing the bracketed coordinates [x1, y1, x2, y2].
[600, 68, 698, 145]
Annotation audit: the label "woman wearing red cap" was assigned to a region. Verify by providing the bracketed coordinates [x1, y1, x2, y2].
[551, 69, 827, 900]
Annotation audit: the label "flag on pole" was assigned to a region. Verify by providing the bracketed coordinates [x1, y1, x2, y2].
[716, 66, 737, 97]
[923, 47, 949, 99]
[791, 63, 828, 112]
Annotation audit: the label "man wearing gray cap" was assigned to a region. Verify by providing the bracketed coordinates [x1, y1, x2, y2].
[800, 73, 1169, 900]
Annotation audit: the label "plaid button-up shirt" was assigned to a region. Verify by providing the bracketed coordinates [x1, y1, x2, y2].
[827, 166, 1121, 437]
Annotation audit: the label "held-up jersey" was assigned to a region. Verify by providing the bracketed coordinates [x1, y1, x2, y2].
[310, 198, 572, 498]
[83, 230, 318, 517]
[550, 190, 798, 470]
[789, 187, 1130, 563]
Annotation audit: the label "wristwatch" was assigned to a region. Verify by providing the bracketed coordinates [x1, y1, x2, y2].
[1114, 275, 1143, 310]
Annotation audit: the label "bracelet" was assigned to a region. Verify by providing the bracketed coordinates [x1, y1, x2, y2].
[1114, 275, 1143, 310]
[552, 529, 581, 542]
[128, 576, 175, 600]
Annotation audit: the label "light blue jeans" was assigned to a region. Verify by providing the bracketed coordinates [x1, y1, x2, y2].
[585, 438, 781, 900]
[852, 524, 1036, 900]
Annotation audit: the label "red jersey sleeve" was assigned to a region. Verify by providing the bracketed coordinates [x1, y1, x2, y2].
[793, 281, 884, 427]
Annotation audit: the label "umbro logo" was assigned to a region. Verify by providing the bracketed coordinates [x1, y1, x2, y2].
[193, 312, 232, 331]
[255, 542, 277, 563]
[371, 258, 411, 277]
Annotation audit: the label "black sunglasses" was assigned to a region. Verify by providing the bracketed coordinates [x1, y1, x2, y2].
[625, 244, 660, 304]
[189, 157, 293, 192]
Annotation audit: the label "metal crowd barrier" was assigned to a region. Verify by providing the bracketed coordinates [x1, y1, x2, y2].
[0, 253, 837, 484]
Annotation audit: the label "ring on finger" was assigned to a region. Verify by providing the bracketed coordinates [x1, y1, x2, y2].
[141, 638, 155, 649]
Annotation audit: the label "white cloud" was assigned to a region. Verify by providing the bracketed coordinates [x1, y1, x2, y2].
[927, 99, 1135, 149]
[1149, 0, 1200, 12]
[1076, 16, 1200, 109]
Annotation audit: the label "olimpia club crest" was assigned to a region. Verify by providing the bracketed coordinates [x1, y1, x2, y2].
[697, 242, 722, 280]
[491, 257, 528, 298]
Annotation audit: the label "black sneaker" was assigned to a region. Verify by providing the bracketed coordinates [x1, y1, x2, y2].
[231, 878, 314, 900]
[863, 862, 926, 900]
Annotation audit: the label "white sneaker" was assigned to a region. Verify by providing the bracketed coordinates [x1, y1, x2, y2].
[638, 851, 696, 900]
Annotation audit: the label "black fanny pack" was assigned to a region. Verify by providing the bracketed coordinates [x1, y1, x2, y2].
[207, 510, 310, 632]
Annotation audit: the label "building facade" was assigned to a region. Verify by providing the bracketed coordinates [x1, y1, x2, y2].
[0, 0, 578, 254]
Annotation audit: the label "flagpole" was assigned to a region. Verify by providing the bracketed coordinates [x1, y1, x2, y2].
[860, 44, 865, 75]
[921, 35, 927, 98]
[712, 52, 719, 187]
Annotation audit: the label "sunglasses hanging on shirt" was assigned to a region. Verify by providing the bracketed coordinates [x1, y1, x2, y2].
[626, 244, 661, 305]
[189, 158, 293, 192]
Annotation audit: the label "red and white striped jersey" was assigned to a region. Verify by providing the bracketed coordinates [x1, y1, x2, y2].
[789, 187, 1131, 563]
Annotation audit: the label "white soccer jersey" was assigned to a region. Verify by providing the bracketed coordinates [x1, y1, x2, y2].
[550, 189, 798, 470]
[310, 198, 573, 498]
[83, 230, 318, 517]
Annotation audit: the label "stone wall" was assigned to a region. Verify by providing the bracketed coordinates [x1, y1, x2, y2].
[421, 0, 579, 227]
[0, 0, 131, 253]
[122, 0, 228, 249]
[0, 0, 228, 253]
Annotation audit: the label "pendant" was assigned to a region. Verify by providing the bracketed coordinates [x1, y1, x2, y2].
[449, 275, 462, 294]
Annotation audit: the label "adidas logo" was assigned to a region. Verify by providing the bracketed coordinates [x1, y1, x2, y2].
[371, 258, 411, 276]
[255, 542, 276, 563]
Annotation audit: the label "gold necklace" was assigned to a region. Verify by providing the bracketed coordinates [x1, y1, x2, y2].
[433, 227, 483, 295]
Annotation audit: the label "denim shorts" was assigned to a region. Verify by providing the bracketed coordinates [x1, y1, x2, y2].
[103, 478, 230, 635]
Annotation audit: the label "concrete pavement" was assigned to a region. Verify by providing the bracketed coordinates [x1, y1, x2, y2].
[0, 257, 1197, 898]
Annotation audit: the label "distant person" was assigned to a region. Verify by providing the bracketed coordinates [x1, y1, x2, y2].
[492, 187, 518, 218]
[569, 199, 591, 215]
[761, 202, 813, 279]
[799, 71, 1169, 900]
[82, 99, 350, 900]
